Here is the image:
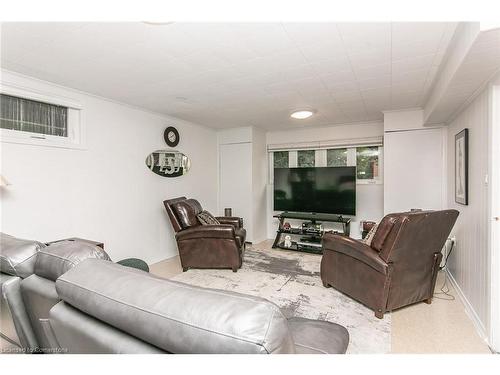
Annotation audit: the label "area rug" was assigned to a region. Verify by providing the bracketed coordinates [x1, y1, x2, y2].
[172, 243, 391, 353]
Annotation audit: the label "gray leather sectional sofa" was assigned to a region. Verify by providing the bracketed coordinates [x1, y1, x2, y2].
[0, 232, 349, 354]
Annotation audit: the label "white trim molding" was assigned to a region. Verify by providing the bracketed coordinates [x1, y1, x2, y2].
[267, 136, 383, 151]
[446, 269, 489, 343]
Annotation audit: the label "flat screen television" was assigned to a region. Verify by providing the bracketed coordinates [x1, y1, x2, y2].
[274, 166, 356, 215]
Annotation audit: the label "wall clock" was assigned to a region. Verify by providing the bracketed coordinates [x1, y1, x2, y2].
[164, 126, 180, 147]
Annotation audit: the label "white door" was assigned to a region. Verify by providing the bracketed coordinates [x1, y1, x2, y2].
[219, 142, 253, 242]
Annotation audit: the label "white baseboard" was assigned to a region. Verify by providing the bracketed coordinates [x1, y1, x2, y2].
[446, 268, 489, 343]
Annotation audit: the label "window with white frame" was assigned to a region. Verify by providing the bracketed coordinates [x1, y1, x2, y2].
[326, 148, 348, 167]
[356, 146, 381, 181]
[273, 151, 289, 168]
[1, 94, 68, 136]
[297, 150, 315, 167]
[271, 145, 382, 184]
[0, 86, 84, 149]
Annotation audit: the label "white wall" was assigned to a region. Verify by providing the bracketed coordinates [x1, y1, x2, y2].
[0, 70, 218, 264]
[252, 127, 267, 244]
[446, 86, 492, 341]
[384, 128, 447, 213]
[266, 122, 385, 239]
[383, 109, 425, 132]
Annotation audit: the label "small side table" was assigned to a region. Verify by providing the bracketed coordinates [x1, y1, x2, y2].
[45, 237, 104, 250]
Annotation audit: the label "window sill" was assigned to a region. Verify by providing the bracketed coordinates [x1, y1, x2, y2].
[356, 179, 383, 185]
[0, 129, 87, 150]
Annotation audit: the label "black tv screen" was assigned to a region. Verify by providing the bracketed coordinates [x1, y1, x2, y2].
[274, 166, 356, 215]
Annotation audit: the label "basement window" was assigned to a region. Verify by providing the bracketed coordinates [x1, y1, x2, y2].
[0, 88, 84, 149]
[356, 146, 382, 183]
[1, 94, 68, 136]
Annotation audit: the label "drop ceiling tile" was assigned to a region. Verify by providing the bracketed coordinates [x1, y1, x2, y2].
[357, 75, 392, 90]
[391, 22, 447, 44]
[332, 90, 364, 103]
[391, 53, 435, 72]
[320, 69, 357, 85]
[309, 57, 353, 75]
[348, 48, 391, 69]
[298, 41, 347, 62]
[282, 23, 342, 46]
[353, 63, 391, 81]
[338, 23, 391, 53]
[392, 40, 442, 61]
[325, 80, 360, 93]
[0, 22, 468, 130]
[360, 86, 392, 100]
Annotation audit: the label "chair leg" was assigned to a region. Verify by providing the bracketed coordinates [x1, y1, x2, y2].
[375, 310, 384, 319]
[425, 297, 432, 304]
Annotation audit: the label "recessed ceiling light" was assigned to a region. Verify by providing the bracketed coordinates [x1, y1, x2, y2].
[290, 110, 315, 120]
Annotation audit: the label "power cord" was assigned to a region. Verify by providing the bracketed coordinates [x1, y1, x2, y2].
[434, 238, 456, 301]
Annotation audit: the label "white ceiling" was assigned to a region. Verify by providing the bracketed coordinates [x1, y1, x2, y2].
[1, 22, 459, 129]
[427, 28, 500, 124]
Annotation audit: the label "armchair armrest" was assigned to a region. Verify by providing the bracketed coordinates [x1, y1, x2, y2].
[176, 225, 236, 241]
[215, 217, 242, 229]
[322, 234, 388, 275]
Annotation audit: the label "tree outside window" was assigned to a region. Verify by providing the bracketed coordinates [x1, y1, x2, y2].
[273, 151, 289, 168]
[297, 150, 315, 167]
[356, 146, 379, 180]
[327, 148, 347, 167]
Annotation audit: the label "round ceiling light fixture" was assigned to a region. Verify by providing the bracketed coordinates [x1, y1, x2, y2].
[290, 109, 315, 120]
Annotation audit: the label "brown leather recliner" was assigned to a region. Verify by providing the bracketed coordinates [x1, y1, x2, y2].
[164, 197, 246, 272]
[320, 209, 459, 318]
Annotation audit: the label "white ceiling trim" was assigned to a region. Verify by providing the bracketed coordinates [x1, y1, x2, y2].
[268, 136, 383, 151]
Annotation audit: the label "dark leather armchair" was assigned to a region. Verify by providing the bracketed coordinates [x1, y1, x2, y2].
[164, 197, 246, 272]
[321, 210, 459, 318]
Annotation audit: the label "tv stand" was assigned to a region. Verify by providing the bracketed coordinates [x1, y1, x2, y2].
[272, 212, 351, 254]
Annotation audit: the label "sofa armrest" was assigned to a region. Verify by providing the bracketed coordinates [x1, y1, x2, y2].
[176, 225, 236, 241]
[215, 217, 242, 229]
[322, 234, 388, 275]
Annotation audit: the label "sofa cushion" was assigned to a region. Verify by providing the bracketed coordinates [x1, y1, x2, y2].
[0, 233, 44, 278]
[197, 210, 220, 225]
[370, 215, 397, 252]
[1, 273, 39, 350]
[35, 241, 111, 281]
[172, 199, 203, 229]
[56, 259, 295, 354]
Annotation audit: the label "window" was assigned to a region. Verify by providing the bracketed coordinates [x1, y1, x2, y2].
[297, 150, 315, 167]
[1, 94, 68, 137]
[273, 151, 289, 168]
[0, 86, 83, 149]
[356, 146, 380, 180]
[327, 148, 348, 167]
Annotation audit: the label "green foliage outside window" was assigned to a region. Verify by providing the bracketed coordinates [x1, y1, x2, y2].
[274, 151, 289, 168]
[297, 150, 315, 167]
[327, 148, 347, 167]
[356, 146, 379, 179]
